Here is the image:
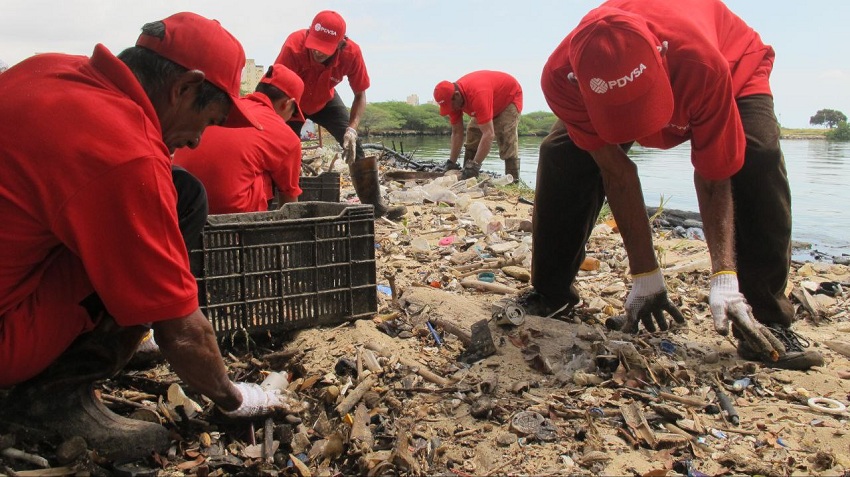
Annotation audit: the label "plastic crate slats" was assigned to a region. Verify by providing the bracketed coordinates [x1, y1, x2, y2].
[299, 172, 341, 203]
[192, 203, 375, 336]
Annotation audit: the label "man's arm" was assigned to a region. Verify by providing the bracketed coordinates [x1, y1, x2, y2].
[347, 90, 367, 130]
[152, 309, 241, 411]
[449, 122, 464, 162]
[693, 172, 736, 273]
[470, 120, 495, 164]
[590, 144, 656, 274]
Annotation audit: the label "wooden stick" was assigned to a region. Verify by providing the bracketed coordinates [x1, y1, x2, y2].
[657, 391, 709, 408]
[336, 376, 377, 415]
[365, 342, 452, 387]
[263, 417, 274, 463]
[1, 448, 49, 468]
[460, 278, 519, 295]
[429, 317, 472, 345]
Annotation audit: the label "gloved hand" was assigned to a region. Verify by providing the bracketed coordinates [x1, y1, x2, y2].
[221, 382, 291, 418]
[460, 161, 481, 179]
[342, 127, 358, 164]
[709, 271, 785, 360]
[623, 268, 686, 333]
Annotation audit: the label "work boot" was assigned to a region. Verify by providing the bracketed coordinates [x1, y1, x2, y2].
[439, 159, 461, 172]
[461, 161, 482, 180]
[462, 148, 477, 169]
[0, 314, 170, 461]
[349, 155, 406, 220]
[516, 287, 580, 320]
[736, 324, 824, 370]
[504, 157, 520, 184]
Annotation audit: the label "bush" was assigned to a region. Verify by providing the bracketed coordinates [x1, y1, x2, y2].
[826, 121, 850, 141]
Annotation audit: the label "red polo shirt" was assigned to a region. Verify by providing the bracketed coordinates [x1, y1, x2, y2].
[0, 46, 198, 328]
[541, 0, 774, 180]
[174, 93, 302, 214]
[274, 30, 370, 116]
[447, 71, 524, 126]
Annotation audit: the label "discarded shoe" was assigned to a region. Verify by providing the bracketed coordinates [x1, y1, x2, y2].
[516, 289, 578, 320]
[440, 160, 461, 172]
[737, 324, 824, 370]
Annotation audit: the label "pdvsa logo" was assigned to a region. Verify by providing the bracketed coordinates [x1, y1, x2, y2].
[314, 23, 338, 37]
[589, 63, 647, 94]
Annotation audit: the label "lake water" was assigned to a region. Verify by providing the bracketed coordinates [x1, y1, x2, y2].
[369, 135, 850, 260]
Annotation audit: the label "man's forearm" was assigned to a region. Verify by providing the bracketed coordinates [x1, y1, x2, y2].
[348, 92, 366, 130]
[472, 132, 494, 164]
[694, 172, 736, 273]
[592, 146, 658, 274]
[449, 125, 464, 162]
[153, 310, 241, 411]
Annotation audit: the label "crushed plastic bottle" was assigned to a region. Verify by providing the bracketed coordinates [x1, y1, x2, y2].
[491, 174, 514, 186]
[389, 187, 425, 204]
[468, 201, 503, 234]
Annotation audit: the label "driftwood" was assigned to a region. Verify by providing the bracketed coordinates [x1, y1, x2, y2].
[646, 206, 703, 229]
[365, 342, 452, 387]
[336, 376, 377, 415]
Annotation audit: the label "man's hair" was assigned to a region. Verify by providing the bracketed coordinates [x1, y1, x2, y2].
[254, 66, 287, 101]
[117, 20, 229, 110]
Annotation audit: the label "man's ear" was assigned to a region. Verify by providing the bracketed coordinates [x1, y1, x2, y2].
[171, 69, 206, 103]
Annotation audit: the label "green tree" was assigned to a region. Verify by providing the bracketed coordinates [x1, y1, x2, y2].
[360, 104, 402, 136]
[519, 111, 557, 136]
[825, 121, 850, 141]
[810, 109, 848, 128]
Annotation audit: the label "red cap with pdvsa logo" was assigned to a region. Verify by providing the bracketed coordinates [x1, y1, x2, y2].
[569, 7, 673, 144]
[136, 12, 262, 130]
[433, 80, 455, 116]
[305, 11, 346, 56]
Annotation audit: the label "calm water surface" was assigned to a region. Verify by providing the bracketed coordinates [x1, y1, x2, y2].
[371, 135, 850, 258]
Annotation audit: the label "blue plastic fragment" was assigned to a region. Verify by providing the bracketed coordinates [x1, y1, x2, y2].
[377, 284, 392, 296]
[660, 339, 676, 355]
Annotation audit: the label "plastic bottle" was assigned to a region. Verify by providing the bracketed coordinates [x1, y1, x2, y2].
[389, 187, 426, 204]
[468, 202, 492, 231]
[410, 237, 430, 253]
[492, 174, 514, 186]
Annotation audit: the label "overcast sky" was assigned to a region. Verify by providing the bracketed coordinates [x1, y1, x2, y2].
[2, 0, 847, 128]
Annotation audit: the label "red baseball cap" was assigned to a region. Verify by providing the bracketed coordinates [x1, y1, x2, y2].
[433, 80, 455, 116]
[569, 7, 673, 144]
[136, 12, 261, 130]
[260, 64, 305, 122]
[305, 11, 346, 56]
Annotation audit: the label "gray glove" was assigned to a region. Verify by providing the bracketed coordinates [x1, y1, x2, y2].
[622, 268, 686, 333]
[461, 161, 481, 179]
[342, 127, 357, 164]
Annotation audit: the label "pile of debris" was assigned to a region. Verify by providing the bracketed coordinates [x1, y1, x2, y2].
[2, 162, 850, 477]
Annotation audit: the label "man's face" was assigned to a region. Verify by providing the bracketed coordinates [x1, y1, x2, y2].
[160, 82, 230, 154]
[451, 91, 464, 111]
[309, 48, 334, 63]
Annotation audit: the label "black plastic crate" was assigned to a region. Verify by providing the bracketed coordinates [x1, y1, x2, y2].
[299, 172, 340, 202]
[189, 202, 376, 336]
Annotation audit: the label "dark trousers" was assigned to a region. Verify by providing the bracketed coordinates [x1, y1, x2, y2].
[287, 90, 365, 163]
[532, 94, 793, 327]
[172, 165, 209, 252]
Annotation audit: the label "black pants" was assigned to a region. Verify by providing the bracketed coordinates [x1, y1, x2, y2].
[532, 94, 793, 327]
[172, 165, 209, 252]
[287, 90, 365, 163]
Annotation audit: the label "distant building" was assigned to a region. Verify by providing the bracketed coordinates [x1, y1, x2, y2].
[241, 59, 264, 95]
[426, 99, 439, 107]
[406, 94, 419, 106]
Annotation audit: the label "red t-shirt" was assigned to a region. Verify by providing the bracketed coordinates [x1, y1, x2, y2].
[174, 93, 302, 214]
[274, 30, 370, 116]
[448, 71, 524, 126]
[541, 0, 774, 180]
[0, 45, 198, 325]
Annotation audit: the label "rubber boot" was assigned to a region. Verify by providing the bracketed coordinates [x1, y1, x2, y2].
[0, 315, 170, 462]
[504, 157, 520, 184]
[349, 156, 406, 220]
[462, 148, 477, 169]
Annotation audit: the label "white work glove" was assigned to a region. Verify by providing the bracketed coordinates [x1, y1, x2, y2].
[342, 127, 358, 164]
[221, 382, 289, 418]
[709, 271, 785, 359]
[623, 268, 686, 333]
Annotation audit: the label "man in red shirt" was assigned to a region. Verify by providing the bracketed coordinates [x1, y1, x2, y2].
[0, 13, 297, 460]
[525, 0, 822, 370]
[175, 64, 305, 214]
[275, 10, 405, 220]
[433, 71, 524, 182]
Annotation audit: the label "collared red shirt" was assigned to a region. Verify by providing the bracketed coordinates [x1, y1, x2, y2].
[448, 70, 523, 126]
[174, 93, 302, 214]
[0, 45, 198, 325]
[275, 30, 370, 116]
[542, 0, 774, 180]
